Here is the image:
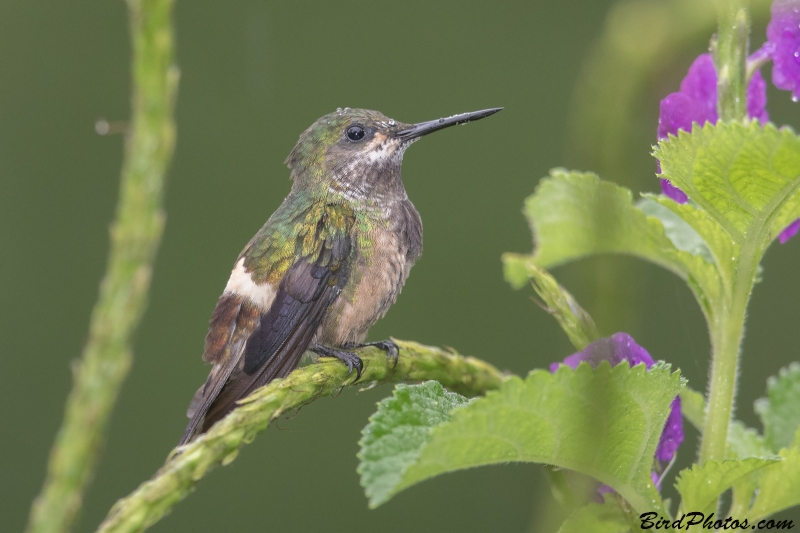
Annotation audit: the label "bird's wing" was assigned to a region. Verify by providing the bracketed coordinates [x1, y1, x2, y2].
[180, 203, 355, 444]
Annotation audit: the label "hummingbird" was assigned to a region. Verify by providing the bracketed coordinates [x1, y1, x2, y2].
[180, 107, 502, 445]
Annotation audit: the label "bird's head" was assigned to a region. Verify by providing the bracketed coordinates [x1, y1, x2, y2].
[285, 107, 501, 202]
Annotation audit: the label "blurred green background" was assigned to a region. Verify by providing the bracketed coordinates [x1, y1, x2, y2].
[1, 0, 798, 531]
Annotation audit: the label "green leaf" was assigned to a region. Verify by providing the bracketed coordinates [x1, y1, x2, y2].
[675, 458, 778, 515]
[363, 362, 682, 514]
[636, 197, 714, 264]
[500, 258, 599, 350]
[509, 170, 721, 322]
[727, 425, 776, 518]
[747, 447, 800, 521]
[557, 498, 630, 533]
[679, 386, 706, 432]
[357, 381, 470, 507]
[655, 122, 800, 246]
[727, 421, 772, 459]
[639, 195, 738, 291]
[502, 252, 532, 289]
[678, 387, 773, 460]
[672, 387, 773, 515]
[755, 363, 800, 452]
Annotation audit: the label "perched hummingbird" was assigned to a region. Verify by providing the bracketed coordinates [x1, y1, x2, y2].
[180, 107, 501, 445]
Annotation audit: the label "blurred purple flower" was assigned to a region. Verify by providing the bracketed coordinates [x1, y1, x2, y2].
[659, 177, 689, 204]
[657, 55, 718, 141]
[551, 333, 684, 492]
[766, 0, 800, 100]
[656, 55, 715, 204]
[657, 54, 769, 203]
[651, 471, 662, 491]
[748, 69, 771, 122]
[549, 332, 654, 372]
[779, 218, 800, 243]
[656, 397, 683, 462]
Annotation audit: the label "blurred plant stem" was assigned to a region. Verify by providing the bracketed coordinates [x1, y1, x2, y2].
[94, 341, 505, 533]
[699, 0, 751, 468]
[26, 1, 179, 532]
[713, 0, 750, 121]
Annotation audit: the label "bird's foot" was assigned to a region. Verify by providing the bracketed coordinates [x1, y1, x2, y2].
[312, 344, 363, 380]
[353, 339, 399, 368]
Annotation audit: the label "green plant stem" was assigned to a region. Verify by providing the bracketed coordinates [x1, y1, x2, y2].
[700, 243, 757, 464]
[713, 0, 749, 122]
[95, 340, 506, 533]
[26, 2, 179, 532]
[698, 0, 752, 471]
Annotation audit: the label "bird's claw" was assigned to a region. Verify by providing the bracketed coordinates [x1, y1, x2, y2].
[312, 344, 363, 381]
[343, 352, 364, 380]
[360, 340, 399, 369]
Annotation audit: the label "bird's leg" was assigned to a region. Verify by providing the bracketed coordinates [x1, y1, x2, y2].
[311, 344, 363, 380]
[347, 340, 399, 368]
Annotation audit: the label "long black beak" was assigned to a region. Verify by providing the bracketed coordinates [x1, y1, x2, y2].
[395, 107, 502, 140]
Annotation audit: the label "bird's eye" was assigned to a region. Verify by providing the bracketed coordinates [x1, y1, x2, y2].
[346, 125, 366, 141]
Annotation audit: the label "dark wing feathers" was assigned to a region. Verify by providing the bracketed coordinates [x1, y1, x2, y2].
[180, 206, 353, 444]
[200, 233, 350, 434]
[243, 258, 338, 374]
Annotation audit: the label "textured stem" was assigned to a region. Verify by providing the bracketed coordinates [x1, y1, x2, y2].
[698, 0, 753, 469]
[26, 2, 179, 532]
[713, 0, 749, 122]
[95, 340, 506, 533]
[699, 244, 755, 465]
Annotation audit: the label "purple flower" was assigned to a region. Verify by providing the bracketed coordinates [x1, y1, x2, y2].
[657, 54, 769, 203]
[651, 471, 662, 491]
[748, 69, 770, 122]
[659, 176, 689, 204]
[779, 218, 800, 243]
[657, 54, 770, 139]
[767, 0, 800, 101]
[656, 397, 683, 462]
[549, 332, 654, 372]
[657, 55, 718, 141]
[551, 333, 684, 491]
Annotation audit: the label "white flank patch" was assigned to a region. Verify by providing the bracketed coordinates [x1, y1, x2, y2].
[223, 258, 276, 311]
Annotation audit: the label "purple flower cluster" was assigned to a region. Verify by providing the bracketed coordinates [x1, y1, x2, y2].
[551, 333, 683, 490]
[657, 0, 800, 243]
